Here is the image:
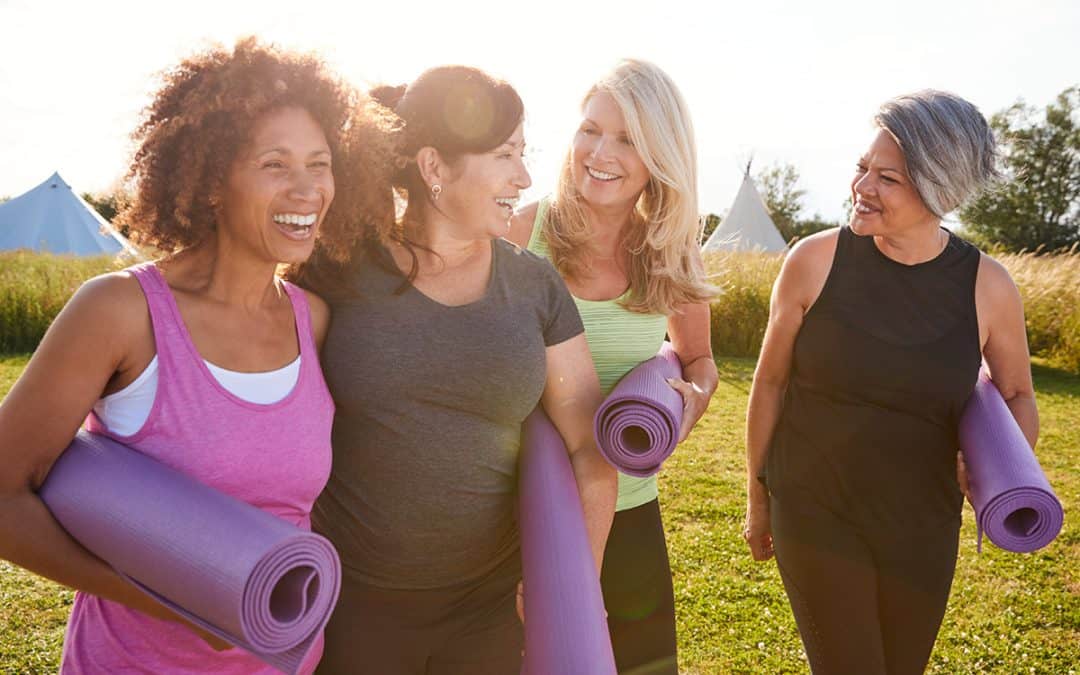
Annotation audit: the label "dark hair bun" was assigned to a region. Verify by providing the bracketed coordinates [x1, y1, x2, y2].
[370, 84, 407, 111]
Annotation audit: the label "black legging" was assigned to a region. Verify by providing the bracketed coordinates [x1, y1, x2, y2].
[601, 498, 678, 675]
[771, 495, 960, 675]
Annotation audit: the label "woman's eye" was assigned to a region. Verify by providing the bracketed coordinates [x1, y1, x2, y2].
[264, 161, 286, 169]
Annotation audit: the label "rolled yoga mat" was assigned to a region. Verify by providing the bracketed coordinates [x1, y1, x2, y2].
[38, 431, 341, 674]
[594, 342, 684, 477]
[958, 371, 1064, 553]
[519, 407, 616, 675]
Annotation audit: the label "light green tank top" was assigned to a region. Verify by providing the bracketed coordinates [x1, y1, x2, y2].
[527, 199, 670, 512]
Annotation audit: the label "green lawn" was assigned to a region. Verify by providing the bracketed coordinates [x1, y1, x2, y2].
[1, 354, 1077, 673]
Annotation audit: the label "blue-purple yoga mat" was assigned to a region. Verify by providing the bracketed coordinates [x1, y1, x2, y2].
[38, 431, 341, 674]
[519, 408, 616, 675]
[958, 372, 1064, 553]
[594, 342, 684, 477]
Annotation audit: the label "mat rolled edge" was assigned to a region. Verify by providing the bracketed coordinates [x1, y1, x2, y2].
[38, 430, 340, 673]
[958, 372, 1064, 553]
[593, 342, 684, 477]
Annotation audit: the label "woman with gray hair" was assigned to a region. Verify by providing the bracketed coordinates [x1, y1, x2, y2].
[742, 90, 1038, 674]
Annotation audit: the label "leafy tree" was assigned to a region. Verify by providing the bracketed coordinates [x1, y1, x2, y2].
[701, 213, 722, 243]
[789, 214, 839, 241]
[82, 190, 132, 237]
[755, 162, 806, 242]
[960, 86, 1080, 252]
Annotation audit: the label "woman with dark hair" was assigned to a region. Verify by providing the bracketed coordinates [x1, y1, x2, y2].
[744, 90, 1038, 674]
[0, 39, 395, 673]
[307, 66, 617, 674]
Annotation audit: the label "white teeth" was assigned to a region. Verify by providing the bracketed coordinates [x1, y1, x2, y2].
[273, 213, 317, 226]
[587, 167, 620, 181]
[495, 198, 519, 209]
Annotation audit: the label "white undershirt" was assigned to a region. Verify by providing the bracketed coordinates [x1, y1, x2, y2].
[92, 355, 301, 436]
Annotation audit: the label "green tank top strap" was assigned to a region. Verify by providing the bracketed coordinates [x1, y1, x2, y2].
[527, 197, 670, 511]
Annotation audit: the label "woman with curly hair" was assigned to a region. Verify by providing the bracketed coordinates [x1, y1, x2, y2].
[0, 38, 395, 673]
[506, 59, 717, 674]
[304, 66, 617, 674]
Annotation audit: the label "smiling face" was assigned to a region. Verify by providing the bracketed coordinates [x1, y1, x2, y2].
[437, 121, 531, 239]
[570, 91, 650, 211]
[218, 106, 334, 264]
[849, 128, 937, 237]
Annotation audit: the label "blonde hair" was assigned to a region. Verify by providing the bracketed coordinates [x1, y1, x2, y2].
[545, 58, 715, 315]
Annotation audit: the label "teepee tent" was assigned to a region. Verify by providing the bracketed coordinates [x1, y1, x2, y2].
[0, 172, 137, 256]
[702, 170, 788, 253]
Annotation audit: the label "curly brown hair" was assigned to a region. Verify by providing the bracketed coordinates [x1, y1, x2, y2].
[118, 37, 397, 264]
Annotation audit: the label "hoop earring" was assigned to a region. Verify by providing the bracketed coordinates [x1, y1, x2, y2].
[431, 184, 442, 201]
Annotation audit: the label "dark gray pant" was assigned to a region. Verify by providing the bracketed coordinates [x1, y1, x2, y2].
[771, 495, 960, 675]
[316, 553, 522, 675]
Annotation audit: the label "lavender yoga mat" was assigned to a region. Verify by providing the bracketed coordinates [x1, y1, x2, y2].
[958, 372, 1064, 553]
[519, 407, 616, 675]
[38, 431, 341, 674]
[594, 342, 684, 477]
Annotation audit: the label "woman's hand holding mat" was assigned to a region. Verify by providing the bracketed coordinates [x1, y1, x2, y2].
[38, 431, 341, 674]
[594, 342, 685, 477]
[958, 372, 1064, 553]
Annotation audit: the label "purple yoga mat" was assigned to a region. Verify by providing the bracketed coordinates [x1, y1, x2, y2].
[958, 372, 1064, 553]
[38, 431, 341, 674]
[519, 408, 616, 675]
[594, 342, 684, 477]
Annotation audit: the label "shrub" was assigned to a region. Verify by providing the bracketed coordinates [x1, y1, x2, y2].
[0, 251, 123, 353]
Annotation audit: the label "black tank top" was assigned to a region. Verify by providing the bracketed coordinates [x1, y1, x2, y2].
[766, 226, 982, 530]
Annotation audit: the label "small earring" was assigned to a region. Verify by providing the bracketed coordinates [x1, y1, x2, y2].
[431, 184, 442, 201]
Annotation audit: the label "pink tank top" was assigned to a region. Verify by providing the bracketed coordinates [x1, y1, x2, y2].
[61, 263, 334, 674]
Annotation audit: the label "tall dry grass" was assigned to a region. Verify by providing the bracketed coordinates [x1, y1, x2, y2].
[3, 249, 1080, 373]
[0, 251, 124, 353]
[998, 246, 1080, 373]
[703, 251, 783, 358]
[704, 247, 1080, 373]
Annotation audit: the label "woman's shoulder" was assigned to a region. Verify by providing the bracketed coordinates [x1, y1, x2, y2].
[507, 201, 541, 249]
[69, 268, 151, 327]
[494, 237, 564, 287]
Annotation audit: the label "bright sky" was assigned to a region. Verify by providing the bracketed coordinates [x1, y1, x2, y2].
[1, 0, 1077, 221]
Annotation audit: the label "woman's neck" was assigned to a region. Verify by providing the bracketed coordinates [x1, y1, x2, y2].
[162, 237, 283, 312]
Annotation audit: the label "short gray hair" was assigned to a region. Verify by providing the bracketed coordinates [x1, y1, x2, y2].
[875, 90, 1001, 218]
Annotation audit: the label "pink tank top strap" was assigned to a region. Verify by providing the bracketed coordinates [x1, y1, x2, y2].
[281, 281, 320, 376]
[125, 263, 188, 376]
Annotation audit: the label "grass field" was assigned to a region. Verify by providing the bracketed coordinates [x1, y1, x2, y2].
[1, 353, 1077, 673]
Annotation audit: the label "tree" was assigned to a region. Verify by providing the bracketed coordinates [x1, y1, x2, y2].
[755, 162, 806, 242]
[960, 86, 1080, 252]
[82, 190, 132, 237]
[701, 213, 722, 243]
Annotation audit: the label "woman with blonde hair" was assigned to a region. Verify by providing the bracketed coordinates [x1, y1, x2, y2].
[509, 58, 717, 674]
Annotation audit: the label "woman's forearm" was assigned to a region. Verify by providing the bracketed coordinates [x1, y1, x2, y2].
[0, 491, 172, 620]
[745, 378, 786, 505]
[683, 354, 719, 399]
[570, 447, 618, 573]
[1005, 393, 1039, 450]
